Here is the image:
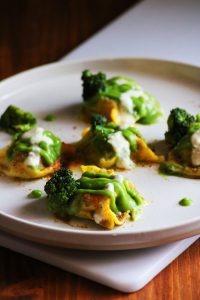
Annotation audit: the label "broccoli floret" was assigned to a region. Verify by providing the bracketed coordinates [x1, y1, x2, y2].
[44, 168, 79, 216]
[0, 105, 36, 136]
[81, 70, 106, 101]
[165, 108, 195, 146]
[91, 113, 107, 130]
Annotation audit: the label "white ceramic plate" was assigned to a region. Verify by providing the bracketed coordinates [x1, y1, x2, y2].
[0, 58, 200, 250]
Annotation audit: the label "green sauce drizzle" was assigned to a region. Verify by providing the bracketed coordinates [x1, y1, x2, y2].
[75, 171, 144, 215]
[159, 162, 183, 176]
[122, 128, 137, 151]
[85, 75, 162, 124]
[179, 198, 192, 206]
[38, 130, 61, 166]
[28, 189, 43, 199]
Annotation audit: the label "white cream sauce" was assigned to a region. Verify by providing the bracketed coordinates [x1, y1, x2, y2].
[108, 131, 134, 169]
[23, 127, 53, 145]
[105, 182, 115, 193]
[120, 89, 148, 114]
[22, 127, 52, 168]
[114, 174, 124, 183]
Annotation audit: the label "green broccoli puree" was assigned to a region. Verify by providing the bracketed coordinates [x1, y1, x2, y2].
[7, 127, 61, 169]
[179, 198, 192, 206]
[28, 189, 43, 199]
[105, 76, 162, 124]
[75, 172, 143, 215]
[44, 114, 56, 122]
[82, 71, 162, 125]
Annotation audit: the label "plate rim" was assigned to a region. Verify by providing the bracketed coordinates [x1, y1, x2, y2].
[1, 56, 200, 93]
[0, 206, 199, 236]
[0, 57, 200, 249]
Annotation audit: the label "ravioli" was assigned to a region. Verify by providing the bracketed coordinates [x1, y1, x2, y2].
[0, 127, 61, 179]
[63, 121, 161, 170]
[45, 165, 145, 230]
[159, 108, 200, 178]
[82, 71, 162, 126]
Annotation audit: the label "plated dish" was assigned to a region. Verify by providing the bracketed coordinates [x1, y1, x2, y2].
[0, 58, 199, 250]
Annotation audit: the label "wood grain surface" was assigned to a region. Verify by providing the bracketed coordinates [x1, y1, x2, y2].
[0, 1, 199, 299]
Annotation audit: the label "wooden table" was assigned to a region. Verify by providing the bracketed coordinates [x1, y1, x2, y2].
[0, 1, 199, 299]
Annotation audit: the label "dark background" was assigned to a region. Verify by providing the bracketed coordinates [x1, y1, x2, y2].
[0, 0, 136, 79]
[0, 1, 199, 299]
